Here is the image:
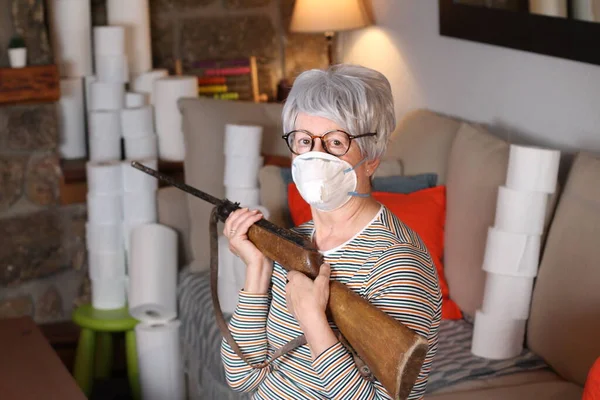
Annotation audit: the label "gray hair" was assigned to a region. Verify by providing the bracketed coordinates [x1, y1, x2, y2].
[282, 64, 396, 160]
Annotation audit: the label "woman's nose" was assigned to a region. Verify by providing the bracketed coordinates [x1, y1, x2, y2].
[312, 137, 327, 153]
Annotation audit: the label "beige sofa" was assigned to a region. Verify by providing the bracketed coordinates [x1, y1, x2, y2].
[157, 98, 600, 399]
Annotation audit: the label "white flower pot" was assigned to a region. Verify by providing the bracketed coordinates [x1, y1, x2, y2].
[9, 48, 27, 68]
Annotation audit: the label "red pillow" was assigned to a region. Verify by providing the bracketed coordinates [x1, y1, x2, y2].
[287, 183, 462, 320]
[584, 357, 600, 400]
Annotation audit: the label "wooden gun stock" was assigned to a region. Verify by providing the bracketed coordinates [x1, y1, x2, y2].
[247, 222, 428, 400]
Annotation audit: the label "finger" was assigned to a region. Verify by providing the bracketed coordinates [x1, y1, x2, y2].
[231, 210, 263, 237]
[318, 263, 331, 279]
[287, 270, 301, 283]
[223, 208, 248, 236]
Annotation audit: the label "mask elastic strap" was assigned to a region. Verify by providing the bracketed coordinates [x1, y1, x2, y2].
[343, 157, 367, 174]
[345, 158, 370, 198]
[348, 191, 371, 198]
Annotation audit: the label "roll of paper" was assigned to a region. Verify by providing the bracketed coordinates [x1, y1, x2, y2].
[84, 75, 97, 111]
[481, 273, 535, 319]
[122, 220, 153, 253]
[88, 110, 121, 138]
[217, 235, 246, 314]
[135, 321, 185, 400]
[95, 54, 129, 83]
[126, 92, 148, 108]
[124, 136, 158, 160]
[88, 250, 126, 280]
[224, 156, 264, 188]
[225, 186, 261, 207]
[122, 159, 159, 192]
[529, 0, 567, 17]
[90, 82, 125, 111]
[86, 160, 123, 194]
[92, 277, 127, 310]
[89, 136, 122, 162]
[506, 145, 560, 194]
[154, 76, 198, 161]
[573, 0, 595, 21]
[47, 0, 93, 77]
[129, 224, 178, 322]
[93, 26, 126, 56]
[131, 69, 169, 104]
[86, 222, 123, 252]
[122, 191, 158, 223]
[58, 78, 86, 159]
[471, 310, 526, 359]
[494, 186, 548, 235]
[224, 124, 263, 157]
[121, 106, 155, 137]
[482, 227, 541, 278]
[87, 193, 123, 224]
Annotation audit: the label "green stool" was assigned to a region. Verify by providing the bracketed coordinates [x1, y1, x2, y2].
[72, 304, 141, 399]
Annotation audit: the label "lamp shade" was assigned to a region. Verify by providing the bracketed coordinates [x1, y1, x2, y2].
[290, 0, 371, 33]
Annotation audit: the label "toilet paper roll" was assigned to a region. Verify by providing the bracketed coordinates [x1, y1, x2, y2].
[131, 69, 169, 104]
[87, 193, 123, 224]
[95, 54, 129, 83]
[225, 186, 261, 207]
[90, 82, 125, 111]
[481, 273, 535, 319]
[89, 135, 122, 162]
[482, 227, 541, 278]
[121, 106, 155, 137]
[573, 0, 596, 21]
[506, 145, 560, 194]
[47, 0, 93, 77]
[529, 0, 567, 17]
[84, 75, 96, 111]
[129, 224, 178, 322]
[125, 92, 148, 108]
[224, 156, 264, 188]
[123, 190, 158, 223]
[93, 26, 126, 56]
[88, 110, 121, 138]
[86, 222, 123, 252]
[494, 186, 548, 235]
[92, 277, 127, 310]
[58, 78, 86, 159]
[135, 321, 185, 400]
[471, 310, 526, 360]
[124, 136, 158, 160]
[86, 160, 123, 194]
[122, 159, 158, 192]
[122, 220, 152, 253]
[224, 124, 263, 157]
[88, 250, 126, 280]
[107, 0, 153, 76]
[217, 235, 249, 314]
[154, 76, 198, 161]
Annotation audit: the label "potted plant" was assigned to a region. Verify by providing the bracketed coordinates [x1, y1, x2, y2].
[8, 35, 26, 68]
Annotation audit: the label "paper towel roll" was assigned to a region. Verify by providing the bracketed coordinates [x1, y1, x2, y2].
[129, 224, 178, 322]
[95, 54, 129, 83]
[88, 250, 126, 280]
[224, 124, 263, 157]
[86, 160, 123, 194]
[88, 110, 121, 138]
[125, 136, 158, 160]
[87, 193, 123, 224]
[58, 78, 86, 159]
[481, 273, 535, 319]
[482, 227, 541, 278]
[93, 26, 126, 56]
[154, 76, 198, 161]
[131, 69, 169, 104]
[506, 145, 560, 194]
[494, 186, 548, 235]
[217, 235, 248, 314]
[126, 92, 148, 108]
[123, 190, 158, 223]
[121, 106, 155, 137]
[48, 0, 93, 77]
[471, 310, 526, 359]
[224, 156, 264, 188]
[89, 136, 122, 162]
[135, 321, 185, 400]
[92, 277, 127, 310]
[529, 0, 567, 17]
[86, 222, 123, 252]
[122, 159, 158, 191]
[90, 82, 125, 111]
[225, 186, 261, 207]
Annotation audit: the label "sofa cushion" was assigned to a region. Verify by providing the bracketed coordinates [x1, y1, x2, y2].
[444, 122, 510, 317]
[528, 152, 600, 386]
[427, 381, 583, 400]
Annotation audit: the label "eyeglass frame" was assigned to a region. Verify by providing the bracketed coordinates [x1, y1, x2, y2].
[281, 129, 377, 157]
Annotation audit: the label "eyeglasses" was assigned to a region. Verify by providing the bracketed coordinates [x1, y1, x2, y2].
[282, 129, 377, 157]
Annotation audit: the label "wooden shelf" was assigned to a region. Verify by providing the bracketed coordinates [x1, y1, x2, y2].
[0, 64, 60, 104]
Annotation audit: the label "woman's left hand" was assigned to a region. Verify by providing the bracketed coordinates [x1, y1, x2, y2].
[285, 263, 331, 328]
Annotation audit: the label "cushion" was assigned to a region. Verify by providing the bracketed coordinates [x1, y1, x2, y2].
[443, 122, 510, 318]
[288, 183, 462, 320]
[583, 357, 600, 400]
[528, 152, 600, 386]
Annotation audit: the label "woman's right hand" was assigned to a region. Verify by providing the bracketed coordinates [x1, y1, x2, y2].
[223, 208, 265, 268]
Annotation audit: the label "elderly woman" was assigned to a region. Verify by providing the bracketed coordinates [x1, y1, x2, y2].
[221, 64, 441, 400]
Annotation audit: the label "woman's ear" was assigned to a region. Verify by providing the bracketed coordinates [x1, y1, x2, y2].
[365, 158, 380, 177]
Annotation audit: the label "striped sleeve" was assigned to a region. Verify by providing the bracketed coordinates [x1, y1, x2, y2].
[220, 290, 272, 392]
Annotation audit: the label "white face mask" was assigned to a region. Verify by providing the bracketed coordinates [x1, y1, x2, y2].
[291, 151, 368, 212]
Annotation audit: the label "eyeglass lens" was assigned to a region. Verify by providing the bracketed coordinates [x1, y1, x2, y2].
[287, 131, 351, 156]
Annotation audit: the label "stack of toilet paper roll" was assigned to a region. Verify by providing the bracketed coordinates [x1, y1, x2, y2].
[471, 144, 560, 360]
[121, 105, 158, 159]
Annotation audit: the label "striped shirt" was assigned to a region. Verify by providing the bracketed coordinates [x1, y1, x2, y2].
[221, 205, 442, 399]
